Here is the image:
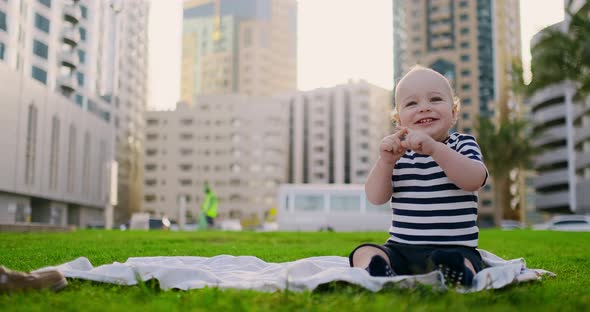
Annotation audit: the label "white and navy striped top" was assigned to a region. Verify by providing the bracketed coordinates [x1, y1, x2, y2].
[387, 132, 488, 247]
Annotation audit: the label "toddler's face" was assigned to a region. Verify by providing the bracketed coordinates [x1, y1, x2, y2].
[395, 69, 456, 142]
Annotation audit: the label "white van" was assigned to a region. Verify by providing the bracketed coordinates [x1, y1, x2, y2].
[277, 184, 391, 232]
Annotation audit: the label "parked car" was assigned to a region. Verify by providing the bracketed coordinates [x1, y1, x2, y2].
[532, 215, 590, 232]
[500, 220, 525, 230]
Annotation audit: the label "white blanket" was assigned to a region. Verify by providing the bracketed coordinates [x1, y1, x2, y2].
[36, 249, 555, 293]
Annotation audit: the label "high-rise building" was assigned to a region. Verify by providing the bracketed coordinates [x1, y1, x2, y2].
[180, 0, 297, 101]
[285, 81, 393, 185]
[392, 0, 522, 225]
[527, 1, 590, 215]
[0, 0, 149, 227]
[103, 0, 150, 225]
[0, 0, 115, 227]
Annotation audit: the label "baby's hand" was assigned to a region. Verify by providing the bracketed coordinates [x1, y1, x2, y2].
[379, 127, 408, 165]
[401, 130, 439, 155]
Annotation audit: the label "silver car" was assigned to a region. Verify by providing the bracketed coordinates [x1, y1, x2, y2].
[532, 215, 590, 232]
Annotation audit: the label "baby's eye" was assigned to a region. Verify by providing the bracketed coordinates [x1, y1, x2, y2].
[431, 97, 443, 102]
[405, 101, 417, 107]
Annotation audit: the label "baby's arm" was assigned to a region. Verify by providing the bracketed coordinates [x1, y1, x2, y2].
[431, 143, 487, 192]
[365, 158, 395, 205]
[365, 128, 408, 205]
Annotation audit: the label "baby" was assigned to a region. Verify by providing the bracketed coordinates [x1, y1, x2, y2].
[349, 65, 489, 287]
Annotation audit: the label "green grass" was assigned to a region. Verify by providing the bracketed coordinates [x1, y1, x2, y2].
[0, 230, 589, 311]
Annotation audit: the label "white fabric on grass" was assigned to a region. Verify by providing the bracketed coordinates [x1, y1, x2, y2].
[35, 249, 555, 293]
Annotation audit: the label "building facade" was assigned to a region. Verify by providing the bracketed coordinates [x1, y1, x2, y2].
[180, 0, 297, 100]
[143, 82, 392, 222]
[285, 81, 393, 185]
[104, 0, 150, 224]
[392, 0, 522, 224]
[143, 96, 288, 221]
[527, 7, 590, 214]
[0, 0, 148, 227]
[527, 83, 590, 214]
[0, 59, 113, 227]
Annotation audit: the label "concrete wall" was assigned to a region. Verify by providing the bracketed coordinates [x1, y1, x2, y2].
[0, 62, 114, 227]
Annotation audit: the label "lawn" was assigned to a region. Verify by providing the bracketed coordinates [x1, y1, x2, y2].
[0, 230, 588, 311]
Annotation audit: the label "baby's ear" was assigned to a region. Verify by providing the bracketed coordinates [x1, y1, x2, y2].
[451, 96, 461, 125]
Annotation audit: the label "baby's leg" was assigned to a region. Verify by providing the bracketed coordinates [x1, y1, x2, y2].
[431, 250, 476, 286]
[349, 244, 395, 277]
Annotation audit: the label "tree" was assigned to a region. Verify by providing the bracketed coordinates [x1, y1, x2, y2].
[528, 0, 590, 99]
[476, 116, 536, 227]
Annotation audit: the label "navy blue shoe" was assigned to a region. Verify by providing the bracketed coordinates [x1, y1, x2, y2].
[431, 250, 474, 287]
[366, 255, 395, 277]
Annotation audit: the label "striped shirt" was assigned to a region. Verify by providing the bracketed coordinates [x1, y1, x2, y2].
[387, 132, 488, 247]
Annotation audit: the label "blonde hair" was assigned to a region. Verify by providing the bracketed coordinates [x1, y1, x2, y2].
[391, 65, 461, 126]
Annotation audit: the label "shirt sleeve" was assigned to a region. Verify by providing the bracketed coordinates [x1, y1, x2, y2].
[455, 135, 489, 187]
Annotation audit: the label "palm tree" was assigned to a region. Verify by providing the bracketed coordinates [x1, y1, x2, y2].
[476, 116, 536, 227]
[528, 0, 590, 99]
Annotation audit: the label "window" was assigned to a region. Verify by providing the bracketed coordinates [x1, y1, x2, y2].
[331, 195, 360, 212]
[460, 42, 469, 49]
[463, 98, 471, 105]
[79, 27, 86, 41]
[0, 10, 6, 32]
[38, 0, 51, 8]
[461, 55, 470, 62]
[460, 28, 469, 35]
[460, 14, 468, 21]
[25, 104, 38, 185]
[82, 132, 91, 194]
[32, 66, 47, 84]
[33, 40, 48, 59]
[76, 72, 84, 87]
[49, 116, 60, 190]
[462, 112, 470, 120]
[67, 124, 76, 192]
[294, 194, 324, 212]
[77, 50, 85, 64]
[461, 69, 471, 76]
[0, 42, 5, 60]
[461, 84, 471, 91]
[75, 94, 83, 107]
[80, 5, 88, 19]
[34, 13, 50, 33]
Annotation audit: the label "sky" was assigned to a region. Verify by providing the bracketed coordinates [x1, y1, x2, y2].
[147, 0, 564, 111]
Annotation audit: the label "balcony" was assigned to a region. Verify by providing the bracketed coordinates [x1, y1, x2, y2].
[61, 28, 80, 46]
[535, 190, 570, 210]
[58, 73, 77, 94]
[533, 103, 566, 124]
[534, 147, 567, 168]
[63, 4, 81, 24]
[574, 124, 590, 144]
[60, 50, 77, 69]
[576, 150, 590, 170]
[533, 125, 566, 147]
[533, 168, 569, 189]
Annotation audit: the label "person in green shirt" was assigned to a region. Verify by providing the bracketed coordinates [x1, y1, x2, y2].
[201, 183, 218, 228]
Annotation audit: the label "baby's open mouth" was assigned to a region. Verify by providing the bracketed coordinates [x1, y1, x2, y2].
[415, 118, 438, 124]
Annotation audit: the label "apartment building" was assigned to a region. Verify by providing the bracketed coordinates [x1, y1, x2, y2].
[0, 0, 149, 227]
[143, 96, 287, 220]
[143, 82, 392, 221]
[527, 6, 590, 214]
[0, 0, 113, 227]
[285, 81, 393, 185]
